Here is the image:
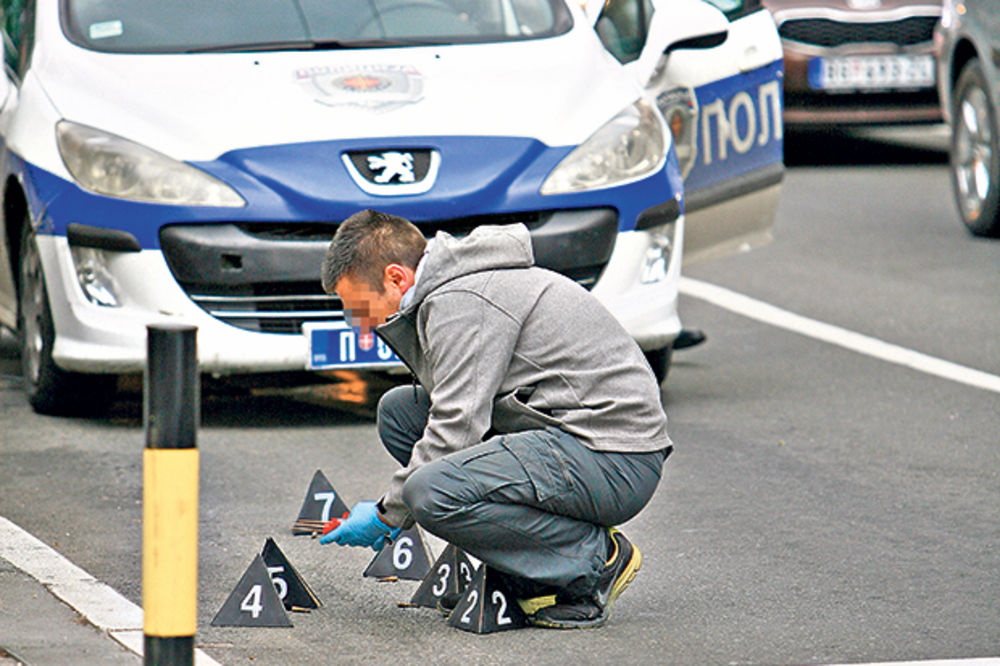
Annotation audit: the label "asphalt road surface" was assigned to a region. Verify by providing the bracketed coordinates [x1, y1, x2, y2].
[1, 126, 997, 665]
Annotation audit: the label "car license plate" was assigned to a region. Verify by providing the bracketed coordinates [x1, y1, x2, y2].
[303, 323, 401, 370]
[808, 55, 935, 91]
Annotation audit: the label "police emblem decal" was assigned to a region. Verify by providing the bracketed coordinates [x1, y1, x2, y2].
[337, 75, 391, 92]
[295, 64, 424, 112]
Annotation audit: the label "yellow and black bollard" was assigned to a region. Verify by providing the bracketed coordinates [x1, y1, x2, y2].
[143, 324, 199, 665]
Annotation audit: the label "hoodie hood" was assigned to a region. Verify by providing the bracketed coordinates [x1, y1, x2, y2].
[404, 224, 534, 311]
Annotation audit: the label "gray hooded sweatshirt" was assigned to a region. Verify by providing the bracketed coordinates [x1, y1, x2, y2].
[375, 224, 671, 527]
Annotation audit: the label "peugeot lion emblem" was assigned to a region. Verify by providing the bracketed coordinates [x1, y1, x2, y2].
[342, 148, 441, 196]
[368, 151, 416, 184]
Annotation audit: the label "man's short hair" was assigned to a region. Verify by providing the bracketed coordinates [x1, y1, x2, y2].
[322, 209, 427, 294]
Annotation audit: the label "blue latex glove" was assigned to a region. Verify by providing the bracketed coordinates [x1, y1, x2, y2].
[372, 528, 402, 553]
[319, 500, 401, 550]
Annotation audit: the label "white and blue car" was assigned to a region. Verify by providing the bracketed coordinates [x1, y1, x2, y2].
[0, 0, 783, 415]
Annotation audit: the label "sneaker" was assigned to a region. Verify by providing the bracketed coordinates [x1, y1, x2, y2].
[498, 571, 559, 615]
[529, 595, 605, 628]
[530, 528, 641, 629]
[517, 594, 557, 615]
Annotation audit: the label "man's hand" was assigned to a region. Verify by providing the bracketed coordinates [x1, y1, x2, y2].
[320, 511, 350, 536]
[318, 500, 401, 550]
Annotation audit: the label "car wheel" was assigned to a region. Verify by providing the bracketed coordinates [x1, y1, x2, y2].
[17, 219, 117, 416]
[950, 59, 1000, 237]
[644, 345, 672, 385]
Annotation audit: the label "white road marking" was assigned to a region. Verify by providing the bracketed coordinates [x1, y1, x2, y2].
[0, 516, 221, 666]
[826, 657, 1000, 666]
[679, 277, 1000, 395]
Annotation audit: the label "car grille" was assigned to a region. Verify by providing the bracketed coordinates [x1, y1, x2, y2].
[778, 15, 938, 48]
[161, 211, 611, 335]
[187, 282, 343, 334]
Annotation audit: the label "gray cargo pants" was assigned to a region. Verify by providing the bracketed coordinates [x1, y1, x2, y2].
[378, 384, 670, 599]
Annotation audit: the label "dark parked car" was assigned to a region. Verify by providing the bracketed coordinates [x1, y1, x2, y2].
[764, 0, 942, 127]
[935, 0, 1000, 237]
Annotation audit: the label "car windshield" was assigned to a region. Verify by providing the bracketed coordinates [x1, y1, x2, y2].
[62, 0, 572, 53]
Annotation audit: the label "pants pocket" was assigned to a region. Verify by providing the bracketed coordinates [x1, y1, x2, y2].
[498, 431, 569, 503]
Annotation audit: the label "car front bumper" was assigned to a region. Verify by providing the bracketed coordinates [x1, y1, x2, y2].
[771, 8, 943, 127]
[40, 215, 683, 375]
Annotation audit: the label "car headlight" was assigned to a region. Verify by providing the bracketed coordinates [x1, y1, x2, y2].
[541, 99, 666, 195]
[640, 224, 676, 285]
[70, 246, 120, 307]
[56, 121, 245, 207]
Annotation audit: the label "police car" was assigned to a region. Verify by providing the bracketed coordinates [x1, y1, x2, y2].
[0, 0, 783, 415]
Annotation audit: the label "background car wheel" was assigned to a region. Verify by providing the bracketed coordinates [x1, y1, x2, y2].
[950, 59, 1000, 237]
[17, 220, 117, 416]
[644, 345, 673, 385]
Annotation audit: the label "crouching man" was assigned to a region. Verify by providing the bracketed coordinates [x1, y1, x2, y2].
[319, 209, 673, 628]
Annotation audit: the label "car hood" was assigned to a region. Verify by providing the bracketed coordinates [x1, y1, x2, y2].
[36, 30, 637, 162]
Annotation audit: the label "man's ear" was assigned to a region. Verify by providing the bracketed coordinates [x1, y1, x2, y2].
[384, 263, 415, 293]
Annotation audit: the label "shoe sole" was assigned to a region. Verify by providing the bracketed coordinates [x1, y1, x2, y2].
[529, 613, 609, 629]
[529, 534, 642, 630]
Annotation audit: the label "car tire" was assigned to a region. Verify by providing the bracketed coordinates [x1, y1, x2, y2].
[17, 218, 117, 416]
[950, 58, 1000, 237]
[644, 345, 672, 385]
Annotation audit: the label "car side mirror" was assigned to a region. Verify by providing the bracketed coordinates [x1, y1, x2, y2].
[622, 0, 730, 87]
[656, 0, 729, 54]
[664, 28, 728, 55]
